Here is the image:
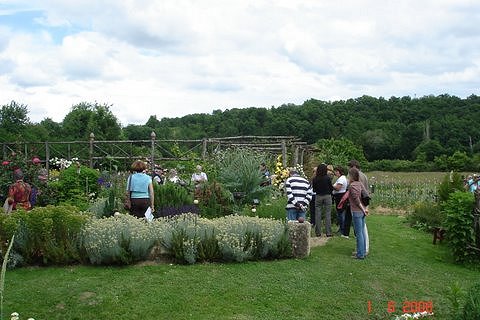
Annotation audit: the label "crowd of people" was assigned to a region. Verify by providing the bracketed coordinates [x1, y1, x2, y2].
[3, 154, 368, 260]
[464, 174, 480, 193]
[285, 159, 370, 260]
[125, 161, 208, 218]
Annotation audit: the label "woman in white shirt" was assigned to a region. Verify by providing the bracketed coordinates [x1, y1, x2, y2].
[191, 165, 208, 197]
[332, 166, 348, 236]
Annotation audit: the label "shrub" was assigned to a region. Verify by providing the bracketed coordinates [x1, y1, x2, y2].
[160, 214, 292, 264]
[406, 201, 443, 231]
[0, 205, 88, 266]
[153, 182, 193, 215]
[196, 181, 234, 218]
[213, 148, 272, 205]
[438, 171, 465, 203]
[41, 165, 101, 209]
[244, 197, 286, 220]
[461, 281, 480, 319]
[442, 191, 476, 263]
[80, 214, 160, 265]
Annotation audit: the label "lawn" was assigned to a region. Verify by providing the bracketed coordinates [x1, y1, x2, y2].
[2, 214, 477, 320]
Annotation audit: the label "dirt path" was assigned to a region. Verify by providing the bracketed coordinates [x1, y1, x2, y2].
[309, 236, 330, 247]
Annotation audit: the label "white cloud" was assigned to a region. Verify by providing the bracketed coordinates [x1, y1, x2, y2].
[0, 0, 479, 126]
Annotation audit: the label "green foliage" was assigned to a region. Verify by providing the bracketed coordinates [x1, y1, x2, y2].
[5, 94, 480, 168]
[0, 206, 88, 266]
[442, 191, 476, 263]
[0, 235, 14, 320]
[50, 165, 100, 209]
[213, 148, 272, 205]
[438, 171, 465, 203]
[153, 182, 192, 210]
[461, 281, 480, 319]
[0, 101, 30, 141]
[407, 201, 443, 230]
[448, 151, 474, 172]
[368, 159, 435, 172]
[315, 138, 367, 167]
[244, 197, 287, 220]
[446, 282, 465, 319]
[413, 140, 445, 162]
[62, 102, 122, 140]
[195, 181, 234, 218]
[2, 215, 480, 319]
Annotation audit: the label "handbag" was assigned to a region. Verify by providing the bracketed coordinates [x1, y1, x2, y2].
[3, 198, 13, 214]
[337, 190, 350, 210]
[124, 175, 132, 210]
[361, 189, 371, 206]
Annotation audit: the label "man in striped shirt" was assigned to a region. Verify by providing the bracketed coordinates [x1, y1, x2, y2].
[285, 167, 313, 221]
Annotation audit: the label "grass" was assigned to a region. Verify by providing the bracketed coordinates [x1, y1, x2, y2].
[2, 214, 478, 320]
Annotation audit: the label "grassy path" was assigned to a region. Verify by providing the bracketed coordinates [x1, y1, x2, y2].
[3, 215, 477, 319]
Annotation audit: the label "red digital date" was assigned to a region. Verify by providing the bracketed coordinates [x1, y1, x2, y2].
[402, 300, 433, 313]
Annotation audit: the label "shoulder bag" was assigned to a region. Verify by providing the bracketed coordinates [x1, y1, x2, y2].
[124, 175, 132, 210]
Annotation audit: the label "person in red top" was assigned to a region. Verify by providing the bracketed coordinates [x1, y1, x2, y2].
[7, 169, 32, 211]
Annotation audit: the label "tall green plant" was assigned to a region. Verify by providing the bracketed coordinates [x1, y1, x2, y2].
[461, 281, 480, 319]
[0, 206, 88, 266]
[315, 138, 367, 167]
[438, 171, 465, 203]
[0, 235, 14, 320]
[196, 181, 233, 218]
[213, 148, 272, 204]
[442, 191, 476, 263]
[153, 183, 192, 210]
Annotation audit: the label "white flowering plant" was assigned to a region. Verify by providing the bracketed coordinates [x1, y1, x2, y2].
[393, 311, 434, 319]
[48, 157, 79, 170]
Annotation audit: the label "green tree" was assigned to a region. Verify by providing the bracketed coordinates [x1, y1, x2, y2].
[39, 118, 63, 140]
[62, 102, 122, 140]
[315, 138, 367, 167]
[447, 151, 472, 171]
[123, 124, 153, 140]
[413, 140, 445, 162]
[0, 101, 30, 141]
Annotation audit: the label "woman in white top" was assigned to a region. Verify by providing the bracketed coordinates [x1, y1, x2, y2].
[332, 166, 348, 236]
[191, 165, 207, 196]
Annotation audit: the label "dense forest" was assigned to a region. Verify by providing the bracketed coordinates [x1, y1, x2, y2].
[1, 94, 480, 166]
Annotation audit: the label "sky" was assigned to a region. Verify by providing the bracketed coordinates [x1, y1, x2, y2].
[0, 1, 479, 127]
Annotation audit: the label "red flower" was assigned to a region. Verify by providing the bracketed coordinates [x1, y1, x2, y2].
[2, 161, 9, 166]
[32, 157, 41, 164]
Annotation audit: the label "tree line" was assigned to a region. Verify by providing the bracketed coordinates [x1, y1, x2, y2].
[1, 94, 480, 167]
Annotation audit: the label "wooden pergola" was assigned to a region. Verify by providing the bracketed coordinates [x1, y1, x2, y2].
[2, 134, 310, 173]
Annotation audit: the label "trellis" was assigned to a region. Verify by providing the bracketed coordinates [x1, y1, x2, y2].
[1, 133, 309, 173]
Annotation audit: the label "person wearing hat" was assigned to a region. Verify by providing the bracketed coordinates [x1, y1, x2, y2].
[6, 169, 32, 211]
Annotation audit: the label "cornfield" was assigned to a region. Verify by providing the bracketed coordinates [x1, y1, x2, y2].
[365, 171, 446, 209]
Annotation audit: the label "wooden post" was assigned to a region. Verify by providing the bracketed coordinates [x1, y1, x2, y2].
[281, 140, 287, 167]
[150, 131, 156, 173]
[293, 145, 299, 166]
[202, 138, 207, 160]
[89, 133, 95, 168]
[45, 142, 50, 180]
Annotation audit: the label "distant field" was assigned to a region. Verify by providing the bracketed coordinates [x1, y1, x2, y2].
[367, 171, 448, 184]
[364, 171, 451, 210]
